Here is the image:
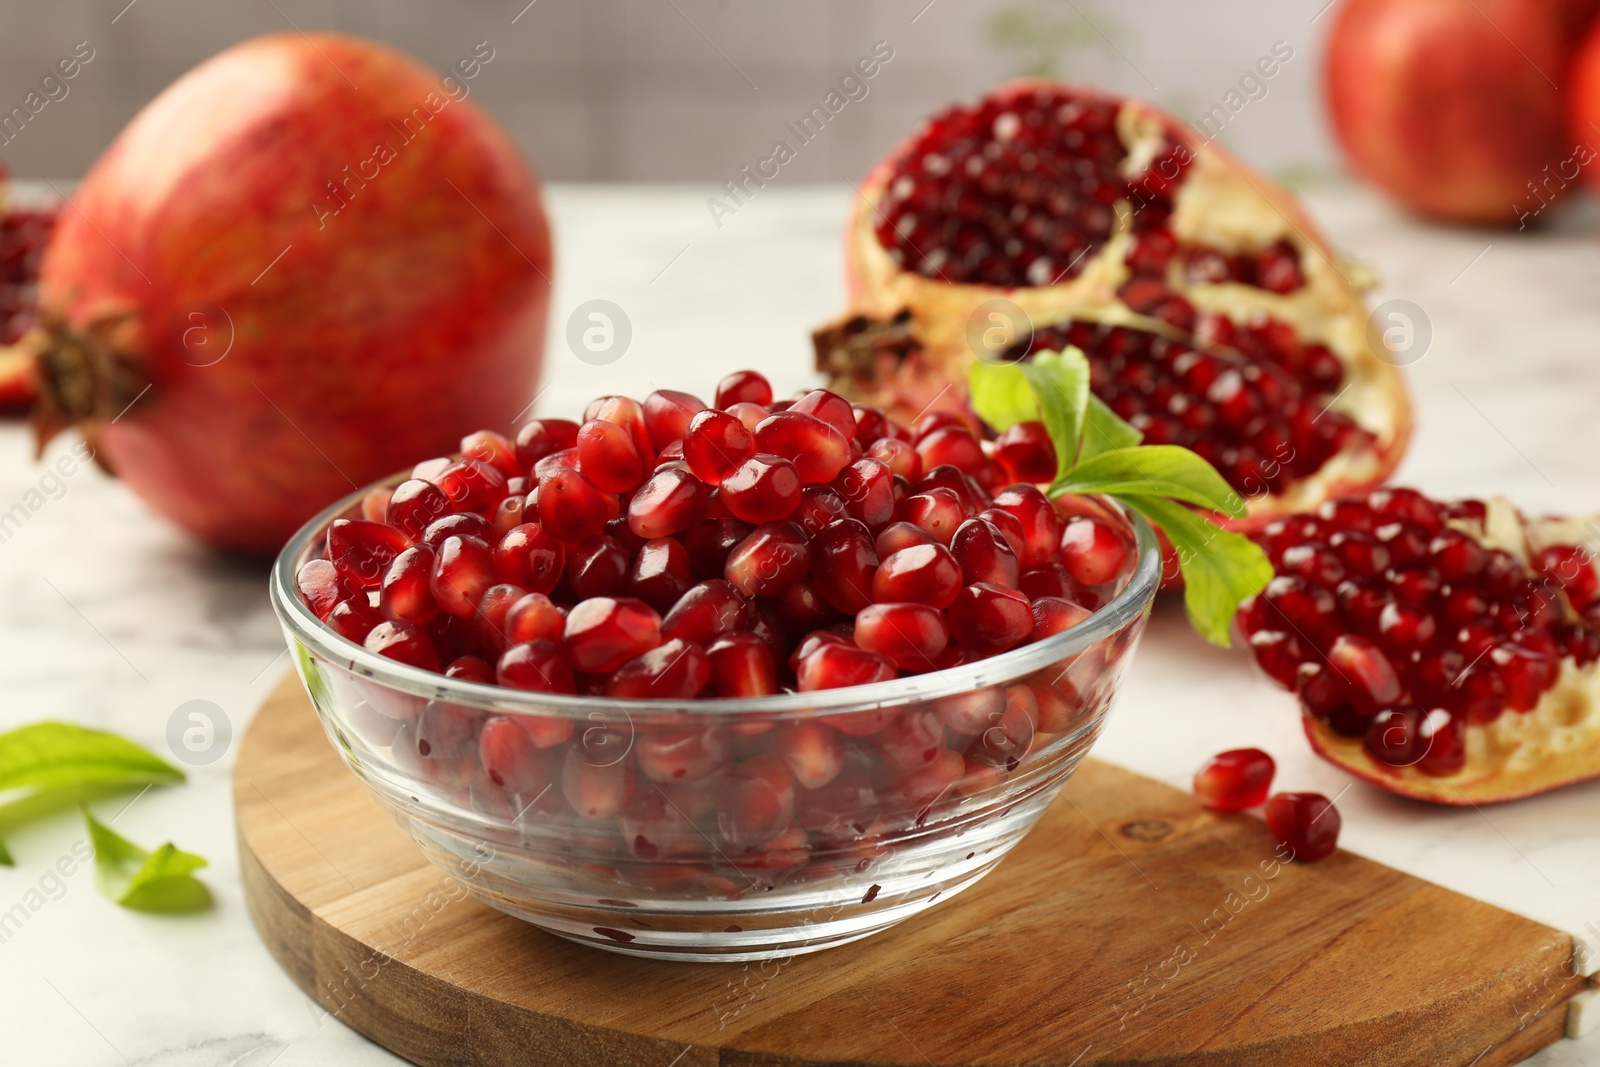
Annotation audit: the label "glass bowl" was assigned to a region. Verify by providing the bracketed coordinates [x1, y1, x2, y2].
[269, 483, 1160, 962]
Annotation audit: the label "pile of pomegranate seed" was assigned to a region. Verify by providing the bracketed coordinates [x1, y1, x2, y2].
[871, 85, 1303, 298]
[1240, 487, 1600, 776]
[1002, 320, 1365, 498]
[1193, 749, 1340, 861]
[297, 371, 1145, 888]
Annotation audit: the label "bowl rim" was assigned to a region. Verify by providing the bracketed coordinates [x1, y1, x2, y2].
[269, 479, 1162, 718]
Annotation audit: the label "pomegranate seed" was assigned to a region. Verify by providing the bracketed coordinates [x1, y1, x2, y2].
[947, 582, 1034, 654]
[386, 479, 452, 541]
[661, 580, 753, 646]
[795, 641, 896, 691]
[714, 369, 773, 408]
[365, 620, 440, 671]
[1279, 542, 1346, 587]
[642, 389, 707, 450]
[992, 422, 1057, 484]
[491, 494, 526, 537]
[429, 535, 496, 617]
[1417, 709, 1467, 775]
[1020, 563, 1080, 601]
[683, 408, 756, 486]
[874, 708, 946, 774]
[1031, 596, 1091, 638]
[915, 426, 986, 475]
[792, 485, 850, 536]
[434, 459, 508, 515]
[296, 559, 343, 620]
[725, 522, 811, 597]
[576, 417, 646, 493]
[774, 723, 845, 789]
[561, 535, 630, 601]
[380, 545, 441, 625]
[461, 429, 520, 478]
[872, 542, 962, 608]
[422, 512, 493, 548]
[1535, 544, 1600, 608]
[634, 725, 730, 784]
[497, 639, 578, 695]
[1193, 748, 1275, 811]
[855, 602, 950, 671]
[627, 537, 692, 612]
[563, 596, 662, 673]
[707, 633, 778, 697]
[327, 595, 382, 642]
[1264, 792, 1340, 862]
[900, 487, 968, 545]
[811, 518, 879, 614]
[725, 401, 770, 432]
[717, 757, 794, 849]
[1326, 634, 1402, 714]
[359, 486, 393, 523]
[1488, 642, 1548, 712]
[965, 685, 1038, 771]
[514, 418, 580, 471]
[875, 520, 936, 558]
[754, 411, 852, 484]
[504, 591, 564, 645]
[977, 506, 1029, 561]
[777, 577, 843, 633]
[562, 745, 633, 818]
[790, 388, 858, 438]
[533, 447, 579, 479]
[628, 468, 709, 539]
[720, 453, 801, 524]
[535, 467, 613, 543]
[478, 716, 557, 794]
[1059, 517, 1130, 586]
[327, 519, 411, 589]
[443, 656, 494, 683]
[607, 638, 711, 699]
[951, 517, 1021, 588]
[833, 458, 895, 528]
[1364, 706, 1426, 767]
[492, 522, 565, 593]
[1248, 629, 1303, 689]
[866, 436, 922, 480]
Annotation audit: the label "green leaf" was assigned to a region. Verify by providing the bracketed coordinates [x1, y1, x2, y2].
[1079, 393, 1143, 462]
[0, 835, 12, 867]
[1115, 494, 1274, 646]
[1054, 445, 1246, 518]
[0, 723, 184, 796]
[1017, 348, 1091, 479]
[82, 809, 211, 913]
[967, 358, 1038, 433]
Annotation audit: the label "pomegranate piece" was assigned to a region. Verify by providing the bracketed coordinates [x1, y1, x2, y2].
[725, 522, 811, 597]
[720, 453, 801, 524]
[563, 596, 662, 673]
[795, 641, 896, 692]
[811, 518, 879, 614]
[707, 632, 778, 697]
[872, 542, 962, 608]
[535, 467, 613, 543]
[951, 518, 1021, 589]
[1058, 517, 1130, 587]
[380, 545, 441, 625]
[947, 583, 1034, 655]
[683, 408, 755, 486]
[714, 369, 773, 408]
[365, 620, 440, 672]
[628, 537, 693, 612]
[1264, 792, 1341, 862]
[628, 468, 709, 539]
[497, 639, 577, 695]
[327, 519, 411, 589]
[754, 411, 852, 484]
[660, 579, 753, 646]
[493, 522, 565, 594]
[642, 389, 707, 450]
[790, 388, 858, 438]
[899, 487, 968, 545]
[606, 639, 710, 700]
[430, 535, 496, 617]
[515, 419, 580, 471]
[833, 458, 895, 528]
[296, 559, 343, 620]
[1193, 749, 1275, 812]
[854, 602, 949, 671]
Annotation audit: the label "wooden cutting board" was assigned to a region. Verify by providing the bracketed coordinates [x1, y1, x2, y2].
[235, 674, 1585, 1066]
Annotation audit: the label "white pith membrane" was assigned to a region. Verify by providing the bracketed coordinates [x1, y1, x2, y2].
[825, 81, 1411, 530]
[1305, 498, 1600, 804]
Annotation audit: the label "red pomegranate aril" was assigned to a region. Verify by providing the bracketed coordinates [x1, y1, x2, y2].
[576, 418, 646, 494]
[497, 638, 578, 695]
[363, 490, 393, 524]
[1326, 634, 1402, 714]
[635, 725, 731, 785]
[812, 518, 879, 614]
[855, 602, 950, 671]
[627, 468, 709, 539]
[491, 494, 527, 537]
[562, 746, 633, 818]
[492, 522, 564, 593]
[915, 426, 986, 477]
[1376, 601, 1437, 652]
[875, 520, 936, 558]
[977, 507, 1028, 560]
[327, 595, 382, 642]
[791, 388, 858, 438]
[916, 465, 987, 513]
[533, 447, 579, 479]
[1193, 748, 1275, 811]
[422, 511, 493, 548]
[563, 596, 661, 673]
[1248, 630, 1303, 688]
[1264, 792, 1340, 862]
[386, 479, 451, 541]
[900, 487, 968, 545]
[726, 401, 769, 432]
[717, 757, 795, 849]
[1059, 517, 1129, 587]
[460, 429, 520, 479]
[365, 620, 440, 672]
[755, 411, 852, 484]
[952, 518, 1021, 589]
[1327, 530, 1390, 577]
[707, 632, 778, 697]
[725, 521, 812, 597]
[661, 580, 753, 646]
[1031, 596, 1091, 639]
[561, 535, 631, 601]
[1535, 544, 1600, 609]
[430, 535, 496, 617]
[715, 369, 773, 408]
[683, 408, 756, 486]
[1364, 706, 1426, 767]
[793, 485, 849, 536]
[296, 559, 343, 620]
[720, 453, 802, 524]
[478, 716, 554, 794]
[1416, 709, 1467, 776]
[642, 389, 707, 450]
[444, 656, 495, 683]
[1489, 643, 1548, 712]
[504, 591, 564, 646]
[327, 519, 412, 589]
[993, 422, 1057, 484]
[628, 537, 692, 612]
[947, 582, 1034, 654]
[380, 545, 441, 625]
[1020, 563, 1079, 602]
[795, 641, 897, 691]
[1279, 542, 1346, 587]
[535, 467, 613, 543]
[872, 542, 963, 608]
[607, 639, 710, 699]
[514, 418, 580, 471]
[776, 723, 845, 789]
[874, 708, 946, 775]
[866, 436, 921, 481]
[833, 458, 895, 528]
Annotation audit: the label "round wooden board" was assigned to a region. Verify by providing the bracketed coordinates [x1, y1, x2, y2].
[236, 674, 1581, 1067]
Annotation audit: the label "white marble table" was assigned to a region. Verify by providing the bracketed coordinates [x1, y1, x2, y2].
[1, 182, 1597, 1066]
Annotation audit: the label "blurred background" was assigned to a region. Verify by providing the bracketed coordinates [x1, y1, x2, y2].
[0, 0, 1338, 184]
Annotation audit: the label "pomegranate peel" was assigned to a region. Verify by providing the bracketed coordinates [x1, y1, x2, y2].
[817, 79, 1412, 533]
[1244, 490, 1600, 803]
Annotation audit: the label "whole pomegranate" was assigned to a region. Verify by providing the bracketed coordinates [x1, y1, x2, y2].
[1568, 17, 1600, 196]
[816, 81, 1411, 534]
[32, 34, 551, 554]
[1326, 0, 1600, 225]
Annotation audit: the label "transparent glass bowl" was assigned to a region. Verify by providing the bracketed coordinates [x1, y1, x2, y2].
[269, 484, 1160, 961]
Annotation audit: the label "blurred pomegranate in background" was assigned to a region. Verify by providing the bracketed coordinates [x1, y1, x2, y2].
[1325, 0, 1600, 225]
[33, 33, 551, 554]
[0, 171, 58, 406]
[1568, 18, 1600, 194]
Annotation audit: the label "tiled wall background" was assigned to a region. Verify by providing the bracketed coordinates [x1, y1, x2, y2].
[0, 0, 1344, 183]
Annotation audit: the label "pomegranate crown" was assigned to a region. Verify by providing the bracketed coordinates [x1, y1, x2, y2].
[970, 346, 1272, 645]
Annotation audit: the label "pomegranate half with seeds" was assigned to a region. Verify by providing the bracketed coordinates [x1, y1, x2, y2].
[0, 173, 58, 406]
[273, 369, 1160, 958]
[1241, 487, 1600, 803]
[816, 81, 1411, 529]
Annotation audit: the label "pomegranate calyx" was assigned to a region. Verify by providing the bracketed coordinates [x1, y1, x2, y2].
[812, 308, 919, 397]
[30, 315, 150, 461]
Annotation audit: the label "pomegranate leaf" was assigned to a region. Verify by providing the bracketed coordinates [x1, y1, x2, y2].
[1054, 446, 1244, 518]
[0, 836, 12, 867]
[0, 722, 184, 795]
[1079, 393, 1143, 461]
[1016, 349, 1089, 479]
[966, 356, 1041, 433]
[82, 809, 211, 913]
[1117, 494, 1274, 646]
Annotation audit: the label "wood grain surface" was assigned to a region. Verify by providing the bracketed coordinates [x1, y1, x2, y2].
[235, 673, 1584, 1066]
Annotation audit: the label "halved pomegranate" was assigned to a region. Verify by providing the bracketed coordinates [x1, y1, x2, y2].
[0, 172, 57, 407]
[1240, 487, 1600, 803]
[816, 80, 1411, 530]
